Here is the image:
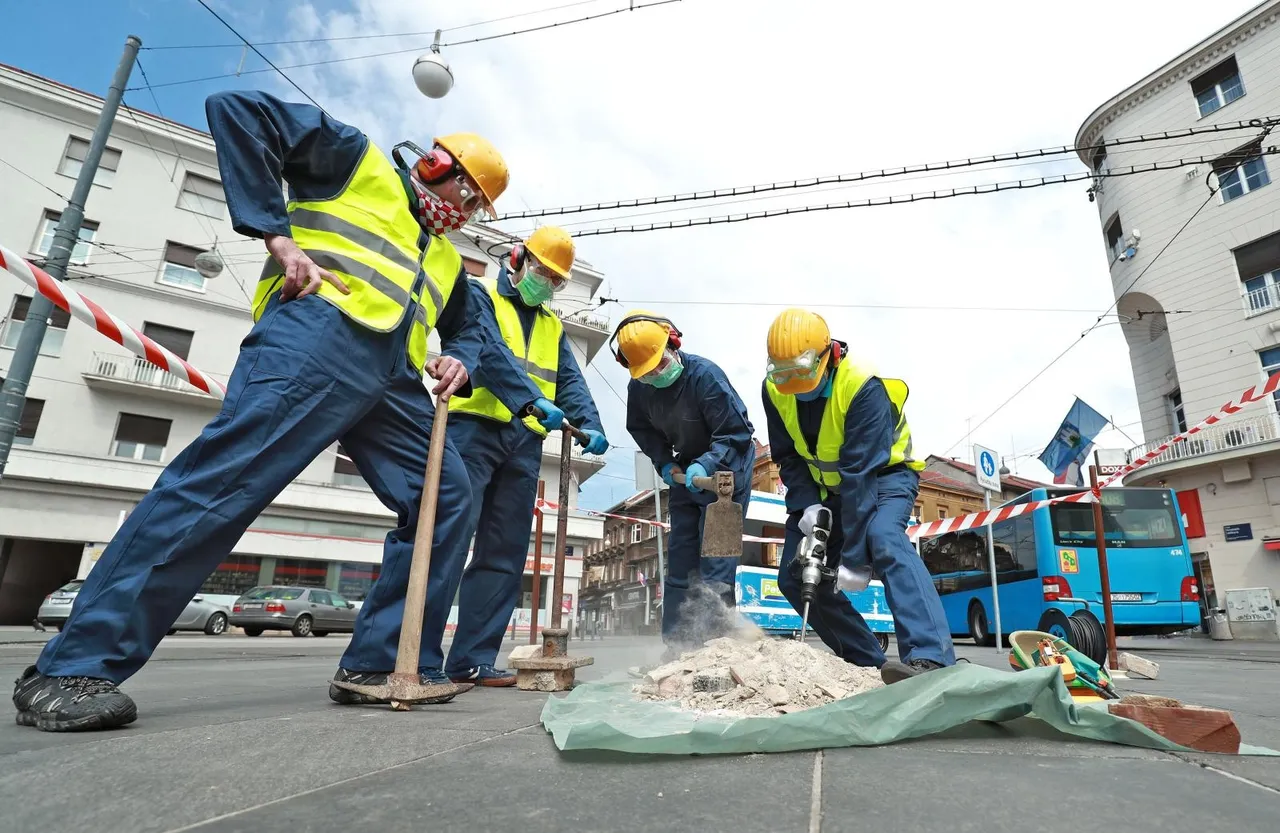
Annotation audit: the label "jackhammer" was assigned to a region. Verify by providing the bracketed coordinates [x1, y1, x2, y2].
[792, 505, 836, 642]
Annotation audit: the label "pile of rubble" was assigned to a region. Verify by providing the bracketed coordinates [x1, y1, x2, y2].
[634, 637, 884, 716]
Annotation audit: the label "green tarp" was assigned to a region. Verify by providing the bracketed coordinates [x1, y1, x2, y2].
[541, 663, 1277, 756]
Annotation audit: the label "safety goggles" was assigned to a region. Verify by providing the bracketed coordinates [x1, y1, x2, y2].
[637, 348, 679, 384]
[765, 345, 829, 386]
[527, 254, 568, 291]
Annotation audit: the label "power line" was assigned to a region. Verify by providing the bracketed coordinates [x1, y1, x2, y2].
[192, 0, 329, 114]
[144, 0, 607, 49]
[554, 148, 1278, 238]
[613, 300, 1113, 314]
[495, 116, 1280, 221]
[134, 0, 681, 92]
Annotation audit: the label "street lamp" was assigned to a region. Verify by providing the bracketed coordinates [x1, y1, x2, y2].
[412, 30, 454, 99]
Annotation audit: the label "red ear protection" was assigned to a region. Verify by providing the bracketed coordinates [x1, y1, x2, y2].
[509, 243, 527, 273]
[608, 315, 683, 368]
[414, 147, 457, 185]
[830, 340, 843, 366]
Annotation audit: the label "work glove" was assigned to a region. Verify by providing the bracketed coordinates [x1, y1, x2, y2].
[660, 463, 678, 487]
[798, 503, 824, 537]
[530, 398, 564, 432]
[836, 564, 873, 593]
[683, 462, 709, 492]
[576, 429, 609, 455]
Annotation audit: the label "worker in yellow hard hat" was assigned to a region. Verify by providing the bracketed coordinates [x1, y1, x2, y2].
[762, 308, 955, 685]
[612, 311, 755, 660]
[14, 87, 529, 731]
[442, 226, 607, 686]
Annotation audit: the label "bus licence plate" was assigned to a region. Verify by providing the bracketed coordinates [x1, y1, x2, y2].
[1110, 593, 1142, 602]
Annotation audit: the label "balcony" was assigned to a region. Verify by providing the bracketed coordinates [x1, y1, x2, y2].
[1127, 411, 1280, 476]
[82, 352, 227, 408]
[547, 302, 610, 358]
[1244, 284, 1280, 318]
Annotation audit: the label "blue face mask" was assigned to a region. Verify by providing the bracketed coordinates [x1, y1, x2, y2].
[795, 372, 832, 401]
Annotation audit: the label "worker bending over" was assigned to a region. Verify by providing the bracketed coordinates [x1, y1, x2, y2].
[444, 226, 607, 686]
[14, 89, 531, 731]
[615, 312, 755, 655]
[762, 308, 955, 684]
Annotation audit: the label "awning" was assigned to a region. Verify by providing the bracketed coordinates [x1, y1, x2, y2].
[1264, 538, 1280, 552]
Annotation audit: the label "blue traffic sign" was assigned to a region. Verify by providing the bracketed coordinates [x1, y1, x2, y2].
[979, 451, 996, 477]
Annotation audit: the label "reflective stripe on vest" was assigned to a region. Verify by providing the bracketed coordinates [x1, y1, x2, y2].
[451, 278, 563, 435]
[253, 142, 459, 374]
[765, 359, 925, 499]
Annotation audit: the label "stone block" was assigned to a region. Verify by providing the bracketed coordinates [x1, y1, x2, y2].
[691, 667, 734, 693]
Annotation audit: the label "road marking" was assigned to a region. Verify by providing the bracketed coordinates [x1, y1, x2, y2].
[808, 750, 823, 833]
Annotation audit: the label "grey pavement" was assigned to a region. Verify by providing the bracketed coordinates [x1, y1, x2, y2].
[1, 630, 1278, 832]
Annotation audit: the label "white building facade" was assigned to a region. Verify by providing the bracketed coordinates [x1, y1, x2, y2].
[0, 65, 607, 630]
[1076, 0, 1280, 634]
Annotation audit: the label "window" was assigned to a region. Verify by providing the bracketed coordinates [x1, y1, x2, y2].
[631, 524, 642, 543]
[1104, 214, 1125, 262]
[339, 562, 380, 602]
[33, 210, 98, 265]
[461, 256, 486, 277]
[1051, 489, 1182, 549]
[2, 295, 70, 356]
[142, 322, 194, 360]
[1213, 143, 1270, 203]
[197, 554, 263, 596]
[309, 589, 332, 606]
[1262, 347, 1280, 413]
[1191, 56, 1245, 118]
[913, 503, 924, 521]
[937, 506, 948, 519]
[0, 378, 45, 446]
[1166, 389, 1187, 435]
[159, 242, 209, 291]
[112, 413, 171, 461]
[1090, 141, 1108, 175]
[58, 136, 121, 188]
[1234, 230, 1280, 315]
[177, 172, 227, 219]
[333, 444, 366, 488]
[272, 557, 329, 588]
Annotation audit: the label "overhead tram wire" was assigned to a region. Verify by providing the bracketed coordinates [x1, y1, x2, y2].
[135, 0, 682, 91]
[494, 116, 1280, 222]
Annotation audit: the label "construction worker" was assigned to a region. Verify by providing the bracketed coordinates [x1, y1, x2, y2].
[442, 226, 607, 686]
[613, 312, 755, 655]
[762, 308, 955, 684]
[12, 88, 535, 731]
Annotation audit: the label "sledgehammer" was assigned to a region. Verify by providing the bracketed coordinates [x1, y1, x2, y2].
[329, 396, 472, 710]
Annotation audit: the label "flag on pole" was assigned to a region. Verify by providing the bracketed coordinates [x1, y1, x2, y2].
[1038, 397, 1109, 484]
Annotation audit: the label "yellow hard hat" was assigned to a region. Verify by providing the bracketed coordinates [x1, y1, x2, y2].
[526, 226, 575, 280]
[766, 308, 832, 395]
[612, 309, 678, 379]
[434, 132, 509, 214]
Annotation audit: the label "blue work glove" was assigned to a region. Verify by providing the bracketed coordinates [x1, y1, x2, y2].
[660, 463, 678, 487]
[576, 429, 609, 455]
[531, 398, 564, 432]
[683, 462, 709, 492]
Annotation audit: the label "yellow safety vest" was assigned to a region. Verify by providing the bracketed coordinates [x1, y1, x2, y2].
[253, 142, 462, 375]
[452, 278, 563, 435]
[765, 358, 925, 499]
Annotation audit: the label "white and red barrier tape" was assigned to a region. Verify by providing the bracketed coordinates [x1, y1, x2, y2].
[0, 244, 229, 400]
[536, 498, 787, 545]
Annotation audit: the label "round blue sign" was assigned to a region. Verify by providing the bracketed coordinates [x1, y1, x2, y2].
[979, 451, 995, 477]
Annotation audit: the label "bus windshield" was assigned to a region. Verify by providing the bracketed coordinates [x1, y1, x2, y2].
[1049, 489, 1182, 549]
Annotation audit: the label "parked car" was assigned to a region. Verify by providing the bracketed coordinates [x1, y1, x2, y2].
[230, 585, 358, 637]
[36, 580, 231, 635]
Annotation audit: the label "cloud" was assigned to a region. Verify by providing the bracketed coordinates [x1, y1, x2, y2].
[238, 0, 1260, 508]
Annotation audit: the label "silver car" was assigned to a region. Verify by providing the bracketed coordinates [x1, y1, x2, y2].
[36, 580, 231, 635]
[230, 585, 358, 637]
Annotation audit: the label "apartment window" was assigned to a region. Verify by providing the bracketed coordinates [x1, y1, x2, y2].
[142, 322, 194, 361]
[914, 503, 924, 521]
[0, 379, 45, 446]
[333, 443, 366, 488]
[177, 172, 227, 219]
[58, 136, 121, 188]
[1090, 141, 1108, 175]
[1213, 143, 1270, 203]
[1262, 347, 1280, 412]
[1167, 389, 1187, 434]
[112, 413, 172, 462]
[461, 256, 486, 277]
[937, 506, 948, 520]
[1191, 56, 1245, 118]
[631, 524, 642, 544]
[1235, 230, 1280, 315]
[33, 210, 98, 265]
[2, 295, 70, 356]
[1104, 214, 1124, 262]
[159, 242, 209, 292]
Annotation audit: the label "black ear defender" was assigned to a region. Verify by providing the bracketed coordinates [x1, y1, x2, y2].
[608, 314, 683, 368]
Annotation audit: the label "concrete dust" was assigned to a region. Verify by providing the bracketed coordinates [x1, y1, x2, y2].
[633, 636, 884, 717]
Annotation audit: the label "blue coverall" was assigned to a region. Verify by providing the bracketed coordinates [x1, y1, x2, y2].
[443, 268, 604, 675]
[35, 90, 532, 683]
[764, 376, 955, 668]
[626, 352, 755, 645]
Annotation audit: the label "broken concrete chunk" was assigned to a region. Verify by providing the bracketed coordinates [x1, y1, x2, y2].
[507, 644, 543, 663]
[762, 684, 789, 706]
[658, 675, 684, 697]
[644, 663, 686, 685]
[817, 682, 848, 700]
[1119, 652, 1160, 680]
[691, 667, 735, 693]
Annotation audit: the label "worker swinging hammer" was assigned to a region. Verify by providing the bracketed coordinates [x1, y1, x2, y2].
[762, 308, 956, 684]
[612, 312, 755, 661]
[13, 88, 523, 730]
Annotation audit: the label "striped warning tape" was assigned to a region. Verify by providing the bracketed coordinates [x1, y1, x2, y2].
[536, 498, 787, 545]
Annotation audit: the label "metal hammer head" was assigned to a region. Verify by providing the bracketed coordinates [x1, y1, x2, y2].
[700, 470, 743, 560]
[330, 672, 472, 711]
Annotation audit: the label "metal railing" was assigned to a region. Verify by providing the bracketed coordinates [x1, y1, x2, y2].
[1245, 283, 1280, 318]
[548, 303, 610, 332]
[86, 352, 227, 395]
[1128, 411, 1280, 467]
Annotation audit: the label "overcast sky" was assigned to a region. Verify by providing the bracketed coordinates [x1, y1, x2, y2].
[195, 0, 1265, 507]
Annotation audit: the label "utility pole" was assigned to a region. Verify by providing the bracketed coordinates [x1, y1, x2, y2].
[0, 35, 141, 481]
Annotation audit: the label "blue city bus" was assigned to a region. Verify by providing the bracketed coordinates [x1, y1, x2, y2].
[920, 486, 1201, 658]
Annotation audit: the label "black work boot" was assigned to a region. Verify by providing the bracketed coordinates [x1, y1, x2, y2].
[13, 665, 137, 732]
[328, 667, 466, 705]
[879, 658, 947, 685]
